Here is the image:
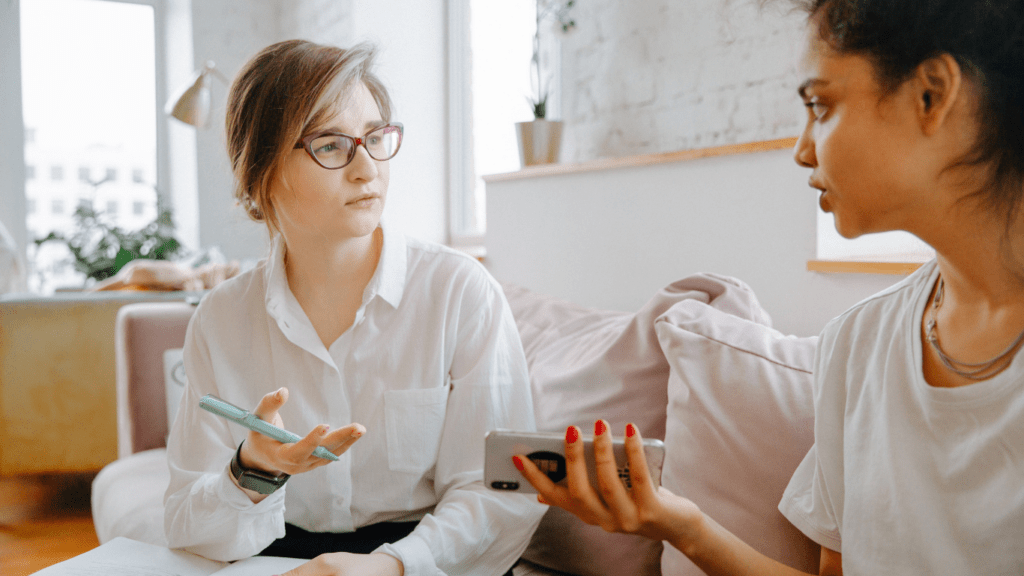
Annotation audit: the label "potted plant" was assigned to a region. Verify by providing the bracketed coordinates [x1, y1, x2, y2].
[516, 0, 577, 167]
[34, 200, 184, 286]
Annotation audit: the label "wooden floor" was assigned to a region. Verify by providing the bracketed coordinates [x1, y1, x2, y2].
[0, 473, 100, 575]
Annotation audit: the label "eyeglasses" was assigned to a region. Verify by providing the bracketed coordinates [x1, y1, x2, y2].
[295, 123, 404, 170]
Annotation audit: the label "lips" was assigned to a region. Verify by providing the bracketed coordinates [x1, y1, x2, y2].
[346, 194, 379, 205]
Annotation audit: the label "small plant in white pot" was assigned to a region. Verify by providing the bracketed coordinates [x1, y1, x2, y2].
[517, 0, 577, 167]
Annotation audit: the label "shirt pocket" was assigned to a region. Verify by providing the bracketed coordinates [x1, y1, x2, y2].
[384, 385, 450, 474]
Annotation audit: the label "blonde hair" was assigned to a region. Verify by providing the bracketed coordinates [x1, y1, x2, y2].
[225, 40, 393, 235]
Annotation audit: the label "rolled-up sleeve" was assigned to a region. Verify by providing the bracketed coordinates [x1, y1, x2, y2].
[377, 275, 546, 576]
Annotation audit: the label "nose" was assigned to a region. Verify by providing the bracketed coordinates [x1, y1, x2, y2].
[346, 144, 379, 182]
[793, 122, 816, 169]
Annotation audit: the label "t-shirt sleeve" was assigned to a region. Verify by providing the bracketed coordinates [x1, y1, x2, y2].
[778, 316, 845, 553]
[779, 443, 842, 552]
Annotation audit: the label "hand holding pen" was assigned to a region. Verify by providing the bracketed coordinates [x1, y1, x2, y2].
[206, 387, 366, 478]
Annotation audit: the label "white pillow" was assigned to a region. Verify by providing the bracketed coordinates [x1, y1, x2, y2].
[163, 348, 186, 433]
[654, 299, 819, 576]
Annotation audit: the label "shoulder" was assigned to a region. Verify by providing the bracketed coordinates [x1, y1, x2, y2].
[190, 259, 269, 330]
[819, 260, 937, 348]
[404, 235, 501, 296]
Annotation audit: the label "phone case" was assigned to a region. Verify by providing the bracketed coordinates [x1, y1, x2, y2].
[484, 429, 665, 494]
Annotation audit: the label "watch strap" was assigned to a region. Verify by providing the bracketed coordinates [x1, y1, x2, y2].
[230, 440, 290, 495]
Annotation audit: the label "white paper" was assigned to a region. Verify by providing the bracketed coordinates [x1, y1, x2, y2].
[32, 537, 307, 576]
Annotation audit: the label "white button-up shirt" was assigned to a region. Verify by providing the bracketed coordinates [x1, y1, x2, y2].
[164, 222, 545, 575]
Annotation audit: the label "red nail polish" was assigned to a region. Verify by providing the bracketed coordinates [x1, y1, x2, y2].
[626, 423, 637, 438]
[513, 455, 524, 471]
[595, 419, 606, 436]
[566, 426, 579, 444]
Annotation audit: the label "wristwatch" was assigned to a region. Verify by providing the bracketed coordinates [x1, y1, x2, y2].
[230, 441, 290, 495]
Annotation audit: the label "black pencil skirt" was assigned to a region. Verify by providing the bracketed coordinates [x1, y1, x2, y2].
[258, 522, 516, 576]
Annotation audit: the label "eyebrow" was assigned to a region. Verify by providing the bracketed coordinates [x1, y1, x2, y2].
[315, 120, 388, 136]
[797, 79, 828, 100]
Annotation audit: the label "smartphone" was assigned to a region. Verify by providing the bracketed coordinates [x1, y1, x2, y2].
[484, 429, 665, 494]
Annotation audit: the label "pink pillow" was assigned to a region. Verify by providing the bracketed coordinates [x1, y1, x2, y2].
[654, 299, 819, 576]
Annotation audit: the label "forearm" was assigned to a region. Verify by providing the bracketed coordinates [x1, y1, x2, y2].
[380, 482, 546, 576]
[676, 512, 817, 576]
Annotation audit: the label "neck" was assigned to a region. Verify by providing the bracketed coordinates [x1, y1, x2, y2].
[282, 226, 383, 297]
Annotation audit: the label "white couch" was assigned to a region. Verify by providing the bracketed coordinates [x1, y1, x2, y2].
[92, 274, 819, 575]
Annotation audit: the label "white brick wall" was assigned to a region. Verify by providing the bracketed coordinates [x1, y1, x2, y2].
[558, 0, 808, 162]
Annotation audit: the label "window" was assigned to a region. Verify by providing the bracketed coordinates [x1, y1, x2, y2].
[132, 168, 144, 183]
[26, 165, 35, 180]
[27, 199, 36, 214]
[449, 0, 542, 248]
[133, 201, 145, 216]
[79, 198, 93, 211]
[106, 200, 119, 215]
[20, 0, 160, 291]
[815, 211, 934, 264]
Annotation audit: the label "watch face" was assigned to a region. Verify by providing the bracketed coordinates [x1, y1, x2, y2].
[238, 470, 287, 495]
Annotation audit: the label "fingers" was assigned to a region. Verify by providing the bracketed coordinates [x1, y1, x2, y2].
[515, 451, 561, 499]
[323, 423, 366, 456]
[253, 387, 288, 424]
[592, 420, 635, 516]
[623, 423, 658, 505]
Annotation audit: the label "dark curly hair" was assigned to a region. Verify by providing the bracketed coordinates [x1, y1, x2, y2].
[792, 0, 1024, 237]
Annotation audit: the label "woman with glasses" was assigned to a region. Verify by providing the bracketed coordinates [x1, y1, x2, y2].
[163, 40, 544, 576]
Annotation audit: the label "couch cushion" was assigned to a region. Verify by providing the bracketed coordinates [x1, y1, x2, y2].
[654, 299, 819, 576]
[91, 448, 170, 547]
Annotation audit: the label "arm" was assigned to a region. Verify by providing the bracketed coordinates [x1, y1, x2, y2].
[163, 309, 363, 561]
[376, 274, 547, 576]
[518, 421, 835, 576]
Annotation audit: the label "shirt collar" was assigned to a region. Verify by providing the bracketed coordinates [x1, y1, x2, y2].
[263, 220, 407, 314]
[371, 218, 407, 309]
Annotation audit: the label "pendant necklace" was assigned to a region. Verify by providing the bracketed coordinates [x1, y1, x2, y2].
[925, 275, 1024, 380]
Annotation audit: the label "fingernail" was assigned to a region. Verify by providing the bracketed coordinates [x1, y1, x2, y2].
[566, 425, 579, 444]
[513, 455, 525, 471]
[626, 423, 637, 438]
[319, 424, 330, 434]
[595, 419, 607, 436]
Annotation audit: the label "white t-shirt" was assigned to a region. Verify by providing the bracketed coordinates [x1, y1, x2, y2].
[164, 222, 546, 575]
[780, 260, 1024, 575]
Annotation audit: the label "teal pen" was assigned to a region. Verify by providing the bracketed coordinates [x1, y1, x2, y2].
[199, 394, 339, 462]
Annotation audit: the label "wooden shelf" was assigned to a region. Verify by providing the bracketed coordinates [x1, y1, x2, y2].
[807, 259, 928, 275]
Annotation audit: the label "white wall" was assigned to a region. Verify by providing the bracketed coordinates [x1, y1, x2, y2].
[485, 149, 904, 337]
[559, 0, 806, 163]
[350, 0, 448, 245]
[189, 0, 281, 262]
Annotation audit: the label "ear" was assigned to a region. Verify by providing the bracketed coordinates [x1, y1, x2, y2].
[914, 53, 963, 136]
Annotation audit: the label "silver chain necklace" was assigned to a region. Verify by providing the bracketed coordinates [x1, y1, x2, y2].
[925, 275, 1024, 380]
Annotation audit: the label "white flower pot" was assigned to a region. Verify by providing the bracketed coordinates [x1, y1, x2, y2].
[516, 120, 563, 167]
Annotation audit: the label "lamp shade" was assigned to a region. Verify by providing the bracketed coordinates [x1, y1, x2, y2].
[165, 61, 222, 128]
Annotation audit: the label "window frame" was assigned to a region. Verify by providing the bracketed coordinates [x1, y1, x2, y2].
[0, 0, 174, 274]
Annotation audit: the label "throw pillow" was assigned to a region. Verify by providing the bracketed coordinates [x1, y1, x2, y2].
[654, 299, 819, 576]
